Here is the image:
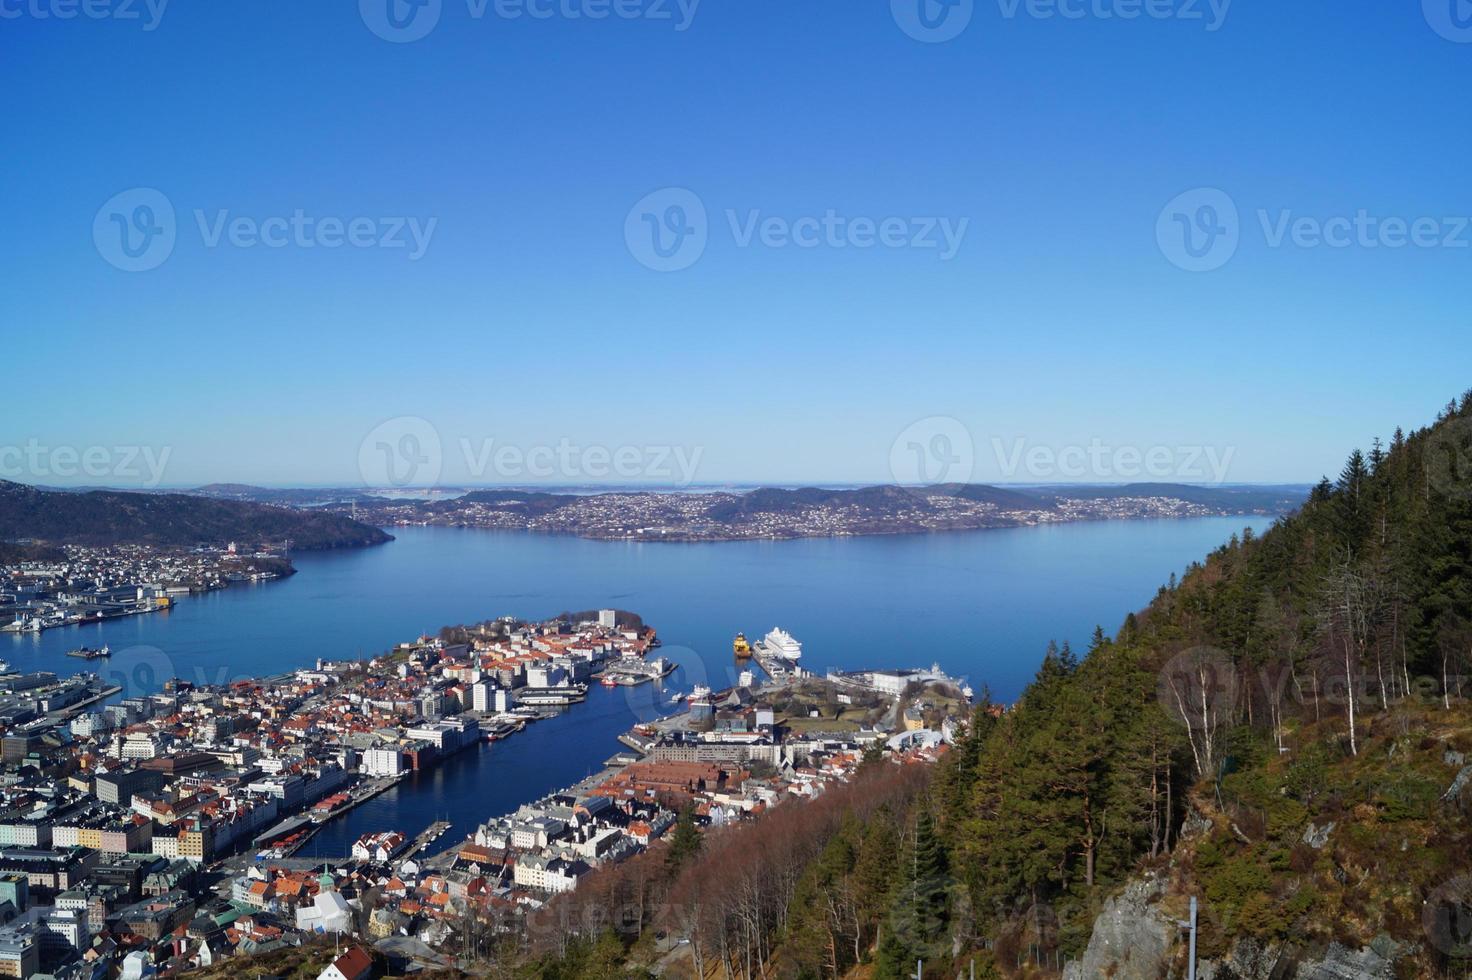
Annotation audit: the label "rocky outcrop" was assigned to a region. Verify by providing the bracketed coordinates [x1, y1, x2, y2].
[1301, 821, 1335, 850]
[1061, 875, 1176, 980]
[1442, 764, 1472, 803]
[1290, 939, 1401, 979]
[1065, 881, 1406, 980]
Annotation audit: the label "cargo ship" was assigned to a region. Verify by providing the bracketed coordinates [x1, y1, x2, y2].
[66, 645, 111, 660]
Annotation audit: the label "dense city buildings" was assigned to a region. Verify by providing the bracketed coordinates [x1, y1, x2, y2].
[0, 607, 968, 977]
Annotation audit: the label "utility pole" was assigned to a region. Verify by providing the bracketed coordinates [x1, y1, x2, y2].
[914, 958, 923, 980]
[1174, 896, 1198, 980]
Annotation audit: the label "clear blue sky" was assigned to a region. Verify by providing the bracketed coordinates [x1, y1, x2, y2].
[3, 0, 1469, 489]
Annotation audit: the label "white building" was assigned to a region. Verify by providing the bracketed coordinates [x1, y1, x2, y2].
[296, 890, 354, 935]
[37, 908, 88, 954]
[512, 853, 586, 893]
[525, 665, 567, 689]
[597, 609, 617, 628]
[363, 746, 403, 777]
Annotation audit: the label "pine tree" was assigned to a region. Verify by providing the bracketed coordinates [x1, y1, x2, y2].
[665, 804, 701, 874]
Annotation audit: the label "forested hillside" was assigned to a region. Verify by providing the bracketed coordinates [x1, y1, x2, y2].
[0, 480, 392, 549]
[490, 394, 1472, 980]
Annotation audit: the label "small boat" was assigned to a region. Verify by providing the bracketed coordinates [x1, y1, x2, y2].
[733, 632, 752, 658]
[0, 660, 10, 673]
[66, 645, 111, 660]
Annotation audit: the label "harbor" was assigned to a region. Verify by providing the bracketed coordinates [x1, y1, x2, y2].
[0, 542, 291, 636]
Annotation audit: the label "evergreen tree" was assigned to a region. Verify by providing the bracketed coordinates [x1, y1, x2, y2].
[665, 804, 701, 874]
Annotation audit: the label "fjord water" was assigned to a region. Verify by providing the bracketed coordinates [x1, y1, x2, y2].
[5, 519, 1266, 854]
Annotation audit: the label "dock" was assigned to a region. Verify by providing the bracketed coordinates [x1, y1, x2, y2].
[402, 820, 453, 860]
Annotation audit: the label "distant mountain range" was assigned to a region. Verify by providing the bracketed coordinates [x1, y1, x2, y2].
[286, 482, 1309, 541]
[0, 481, 1306, 549]
[0, 481, 392, 550]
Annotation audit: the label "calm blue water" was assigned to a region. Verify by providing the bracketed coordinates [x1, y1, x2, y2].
[4, 518, 1267, 855]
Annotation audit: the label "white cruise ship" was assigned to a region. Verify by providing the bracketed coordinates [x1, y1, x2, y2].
[760, 627, 802, 661]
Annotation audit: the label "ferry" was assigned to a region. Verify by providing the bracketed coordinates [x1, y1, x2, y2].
[733, 632, 752, 658]
[517, 684, 589, 706]
[482, 721, 522, 741]
[66, 645, 111, 660]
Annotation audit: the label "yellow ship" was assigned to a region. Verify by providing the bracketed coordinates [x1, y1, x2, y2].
[732, 632, 752, 658]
